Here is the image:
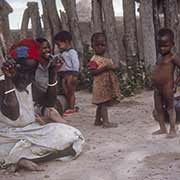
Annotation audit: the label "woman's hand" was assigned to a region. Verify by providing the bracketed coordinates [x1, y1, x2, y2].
[1, 60, 16, 78]
[49, 58, 64, 73]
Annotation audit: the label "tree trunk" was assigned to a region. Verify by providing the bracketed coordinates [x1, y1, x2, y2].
[0, 8, 13, 49]
[153, 0, 160, 55]
[163, 0, 179, 53]
[27, 2, 42, 39]
[101, 0, 121, 66]
[41, 0, 62, 38]
[140, 0, 156, 72]
[60, 10, 69, 31]
[91, 0, 103, 33]
[123, 0, 140, 80]
[41, 0, 53, 47]
[20, 8, 30, 39]
[61, 0, 84, 68]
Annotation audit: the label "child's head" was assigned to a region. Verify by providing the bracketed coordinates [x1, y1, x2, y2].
[91, 32, 107, 56]
[157, 28, 174, 55]
[36, 37, 51, 60]
[54, 31, 72, 50]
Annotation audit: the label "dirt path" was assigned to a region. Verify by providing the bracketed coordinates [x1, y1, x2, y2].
[1, 90, 180, 180]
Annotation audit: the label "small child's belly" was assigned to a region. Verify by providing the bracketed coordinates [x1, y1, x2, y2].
[152, 66, 173, 87]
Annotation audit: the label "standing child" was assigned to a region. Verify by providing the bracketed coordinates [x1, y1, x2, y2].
[152, 28, 180, 138]
[54, 31, 79, 116]
[88, 32, 121, 128]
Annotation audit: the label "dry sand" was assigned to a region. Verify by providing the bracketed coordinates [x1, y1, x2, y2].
[1, 90, 180, 180]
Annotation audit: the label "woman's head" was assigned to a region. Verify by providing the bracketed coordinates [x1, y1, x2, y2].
[13, 58, 38, 91]
[36, 38, 51, 60]
[91, 32, 107, 56]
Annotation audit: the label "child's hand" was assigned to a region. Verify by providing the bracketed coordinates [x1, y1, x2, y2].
[49, 58, 64, 72]
[87, 61, 98, 70]
[107, 63, 116, 70]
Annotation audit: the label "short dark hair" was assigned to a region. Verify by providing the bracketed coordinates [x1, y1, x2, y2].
[54, 31, 72, 42]
[91, 32, 106, 46]
[158, 28, 174, 42]
[36, 37, 48, 44]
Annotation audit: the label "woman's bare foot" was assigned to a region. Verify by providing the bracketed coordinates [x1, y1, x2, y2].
[17, 159, 43, 171]
[103, 122, 118, 128]
[152, 129, 167, 135]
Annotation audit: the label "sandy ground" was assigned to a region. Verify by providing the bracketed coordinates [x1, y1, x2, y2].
[1, 90, 180, 180]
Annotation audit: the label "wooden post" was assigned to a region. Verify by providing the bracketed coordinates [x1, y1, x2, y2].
[123, 0, 140, 79]
[61, 0, 84, 68]
[140, 0, 156, 72]
[27, 2, 42, 39]
[20, 8, 30, 39]
[101, 0, 121, 66]
[91, 0, 103, 33]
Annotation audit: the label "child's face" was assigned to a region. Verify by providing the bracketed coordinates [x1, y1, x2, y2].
[92, 36, 107, 56]
[158, 35, 174, 56]
[56, 40, 71, 50]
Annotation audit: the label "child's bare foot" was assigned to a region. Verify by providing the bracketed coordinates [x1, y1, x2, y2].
[103, 122, 118, 128]
[152, 129, 167, 135]
[94, 119, 103, 126]
[17, 159, 43, 171]
[167, 129, 177, 138]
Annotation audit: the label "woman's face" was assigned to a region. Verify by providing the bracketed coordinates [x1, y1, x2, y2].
[13, 58, 38, 91]
[40, 41, 51, 60]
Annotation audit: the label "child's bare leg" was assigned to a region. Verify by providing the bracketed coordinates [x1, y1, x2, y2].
[62, 77, 69, 108]
[152, 91, 167, 135]
[94, 105, 103, 126]
[152, 111, 167, 135]
[164, 88, 177, 138]
[101, 103, 118, 128]
[67, 75, 77, 110]
[68, 92, 75, 109]
[167, 108, 177, 138]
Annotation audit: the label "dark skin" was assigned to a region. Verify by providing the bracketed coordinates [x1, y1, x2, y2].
[0, 51, 68, 171]
[32, 40, 67, 124]
[55, 40, 78, 111]
[152, 34, 180, 138]
[0, 59, 38, 120]
[89, 35, 117, 128]
[32, 41, 60, 107]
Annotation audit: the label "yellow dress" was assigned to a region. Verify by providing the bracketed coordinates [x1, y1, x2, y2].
[90, 55, 121, 105]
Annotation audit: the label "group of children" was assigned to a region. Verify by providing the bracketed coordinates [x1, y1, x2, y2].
[32, 30, 121, 128]
[10, 27, 180, 136]
[35, 28, 180, 136]
[88, 28, 180, 136]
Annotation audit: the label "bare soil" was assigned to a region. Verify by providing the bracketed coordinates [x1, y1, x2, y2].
[1, 90, 180, 180]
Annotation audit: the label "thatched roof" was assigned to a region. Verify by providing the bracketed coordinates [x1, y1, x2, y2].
[0, 0, 13, 14]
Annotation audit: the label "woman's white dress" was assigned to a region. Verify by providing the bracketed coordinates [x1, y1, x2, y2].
[0, 85, 84, 167]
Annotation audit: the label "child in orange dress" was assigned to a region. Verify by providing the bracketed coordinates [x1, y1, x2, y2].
[88, 32, 121, 128]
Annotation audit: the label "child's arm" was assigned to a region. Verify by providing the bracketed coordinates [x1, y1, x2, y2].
[90, 63, 118, 76]
[89, 66, 110, 76]
[70, 50, 80, 72]
[173, 56, 180, 92]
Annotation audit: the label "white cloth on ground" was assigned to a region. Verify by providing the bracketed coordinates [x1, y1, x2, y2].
[0, 85, 84, 167]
